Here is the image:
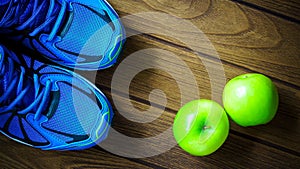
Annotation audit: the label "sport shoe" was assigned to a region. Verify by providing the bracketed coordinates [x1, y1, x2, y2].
[0, 0, 125, 70]
[0, 44, 113, 150]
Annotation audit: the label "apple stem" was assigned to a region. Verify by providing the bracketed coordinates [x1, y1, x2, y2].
[203, 126, 211, 130]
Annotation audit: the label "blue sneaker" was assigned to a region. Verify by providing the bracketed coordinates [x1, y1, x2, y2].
[0, 44, 113, 150]
[0, 0, 125, 70]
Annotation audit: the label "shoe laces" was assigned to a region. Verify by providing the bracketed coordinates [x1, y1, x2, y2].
[0, 50, 52, 121]
[0, 0, 67, 42]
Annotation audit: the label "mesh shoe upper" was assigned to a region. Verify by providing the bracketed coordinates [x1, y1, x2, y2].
[0, 0, 125, 70]
[0, 45, 113, 150]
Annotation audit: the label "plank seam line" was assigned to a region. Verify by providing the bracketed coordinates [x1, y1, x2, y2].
[231, 0, 300, 24]
[128, 158, 168, 169]
[92, 146, 167, 169]
[230, 129, 300, 157]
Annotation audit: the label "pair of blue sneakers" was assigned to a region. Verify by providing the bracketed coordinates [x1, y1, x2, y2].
[0, 0, 125, 150]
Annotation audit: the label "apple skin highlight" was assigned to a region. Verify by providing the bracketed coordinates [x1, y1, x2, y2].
[173, 99, 229, 156]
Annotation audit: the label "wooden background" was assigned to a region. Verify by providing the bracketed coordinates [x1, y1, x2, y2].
[1, 0, 299, 168]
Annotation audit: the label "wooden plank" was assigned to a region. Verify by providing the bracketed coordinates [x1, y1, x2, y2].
[109, 0, 300, 88]
[0, 136, 152, 169]
[96, 91, 300, 168]
[1, 114, 298, 169]
[238, 0, 300, 22]
[93, 35, 300, 154]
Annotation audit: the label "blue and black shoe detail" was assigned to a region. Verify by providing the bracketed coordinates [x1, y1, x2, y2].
[0, 44, 114, 150]
[0, 0, 125, 70]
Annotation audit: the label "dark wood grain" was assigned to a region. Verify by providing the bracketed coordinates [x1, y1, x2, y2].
[108, 104, 300, 169]
[97, 86, 300, 168]
[96, 35, 300, 154]
[0, 0, 299, 168]
[239, 0, 300, 22]
[110, 0, 300, 88]
[0, 136, 152, 169]
[112, 111, 300, 169]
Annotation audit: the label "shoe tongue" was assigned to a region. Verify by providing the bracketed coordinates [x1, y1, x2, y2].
[0, 57, 35, 109]
[0, 65, 9, 96]
[22, 82, 35, 109]
[0, 77, 6, 96]
[18, 0, 39, 25]
[0, 0, 10, 5]
[0, 0, 10, 18]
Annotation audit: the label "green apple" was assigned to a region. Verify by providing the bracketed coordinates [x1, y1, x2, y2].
[173, 99, 229, 156]
[223, 73, 279, 127]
